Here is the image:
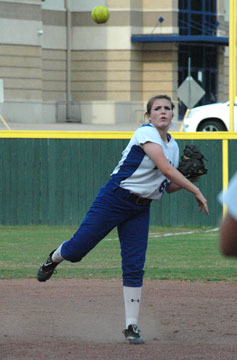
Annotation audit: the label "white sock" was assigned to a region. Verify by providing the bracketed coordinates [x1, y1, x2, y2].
[51, 243, 64, 263]
[123, 286, 142, 328]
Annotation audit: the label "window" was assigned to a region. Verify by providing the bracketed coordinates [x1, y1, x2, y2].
[179, 0, 217, 36]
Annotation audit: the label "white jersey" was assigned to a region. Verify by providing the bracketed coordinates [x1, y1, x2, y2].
[218, 172, 237, 220]
[111, 124, 179, 200]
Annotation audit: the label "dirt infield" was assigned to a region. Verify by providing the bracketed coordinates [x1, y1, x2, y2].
[1, 279, 237, 360]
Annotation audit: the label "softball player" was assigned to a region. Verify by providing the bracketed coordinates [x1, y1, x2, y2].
[37, 95, 209, 344]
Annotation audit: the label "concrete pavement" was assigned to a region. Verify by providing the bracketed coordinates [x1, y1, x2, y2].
[0, 120, 182, 132]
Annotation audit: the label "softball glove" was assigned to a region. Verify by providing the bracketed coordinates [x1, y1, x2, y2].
[178, 145, 208, 182]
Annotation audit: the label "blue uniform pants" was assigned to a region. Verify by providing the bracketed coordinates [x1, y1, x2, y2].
[61, 180, 151, 287]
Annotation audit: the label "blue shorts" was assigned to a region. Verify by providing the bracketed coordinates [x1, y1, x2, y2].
[61, 180, 151, 287]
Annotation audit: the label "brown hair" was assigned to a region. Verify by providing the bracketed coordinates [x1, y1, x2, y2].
[145, 95, 175, 119]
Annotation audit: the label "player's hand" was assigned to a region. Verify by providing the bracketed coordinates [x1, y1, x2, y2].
[194, 190, 209, 215]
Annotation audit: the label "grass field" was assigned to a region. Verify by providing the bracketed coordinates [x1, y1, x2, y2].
[1, 225, 237, 282]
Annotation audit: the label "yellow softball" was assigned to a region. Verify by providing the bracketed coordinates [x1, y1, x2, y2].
[91, 6, 110, 24]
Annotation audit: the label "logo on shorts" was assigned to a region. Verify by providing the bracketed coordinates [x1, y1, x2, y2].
[131, 299, 140, 303]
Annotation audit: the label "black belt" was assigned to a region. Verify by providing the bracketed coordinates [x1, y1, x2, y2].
[128, 193, 152, 206]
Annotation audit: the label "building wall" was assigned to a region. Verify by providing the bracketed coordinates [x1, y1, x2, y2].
[141, 43, 178, 101]
[0, 0, 228, 124]
[0, 0, 42, 100]
[0, 44, 42, 101]
[216, 0, 229, 101]
[223, 47, 229, 100]
[42, 49, 66, 102]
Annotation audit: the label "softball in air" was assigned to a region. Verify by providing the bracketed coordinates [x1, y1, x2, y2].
[91, 6, 110, 24]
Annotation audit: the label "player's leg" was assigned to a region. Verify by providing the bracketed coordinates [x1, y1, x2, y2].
[118, 206, 150, 344]
[37, 200, 120, 281]
[37, 182, 136, 281]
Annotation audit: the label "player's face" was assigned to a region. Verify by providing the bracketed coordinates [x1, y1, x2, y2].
[148, 98, 173, 131]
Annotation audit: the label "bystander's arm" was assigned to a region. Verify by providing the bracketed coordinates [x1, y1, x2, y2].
[219, 212, 237, 257]
[218, 172, 237, 257]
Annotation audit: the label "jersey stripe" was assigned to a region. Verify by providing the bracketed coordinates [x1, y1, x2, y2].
[111, 145, 145, 185]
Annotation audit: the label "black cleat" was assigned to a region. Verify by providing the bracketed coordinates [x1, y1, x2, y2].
[37, 249, 58, 282]
[122, 324, 144, 344]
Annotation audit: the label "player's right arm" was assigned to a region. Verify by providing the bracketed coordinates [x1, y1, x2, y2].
[142, 142, 209, 215]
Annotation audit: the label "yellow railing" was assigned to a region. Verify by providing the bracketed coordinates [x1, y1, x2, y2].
[1, 130, 237, 140]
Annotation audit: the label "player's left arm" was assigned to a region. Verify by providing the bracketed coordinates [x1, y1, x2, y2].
[166, 182, 182, 193]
